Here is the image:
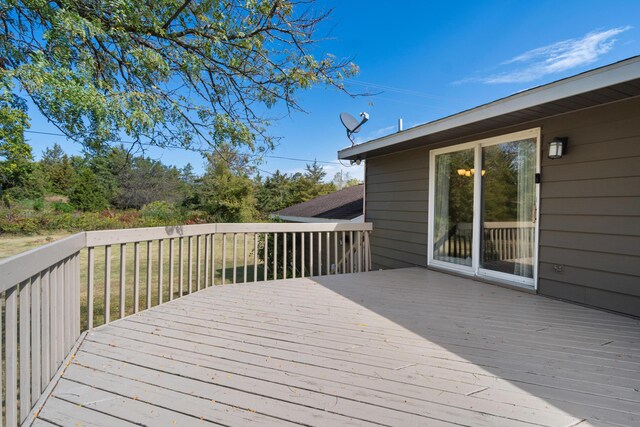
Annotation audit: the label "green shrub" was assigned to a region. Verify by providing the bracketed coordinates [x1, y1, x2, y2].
[140, 201, 183, 224]
[69, 167, 109, 212]
[52, 201, 75, 213]
[33, 199, 44, 211]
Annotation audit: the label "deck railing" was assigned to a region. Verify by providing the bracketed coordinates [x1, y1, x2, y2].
[0, 222, 372, 426]
[433, 221, 534, 264]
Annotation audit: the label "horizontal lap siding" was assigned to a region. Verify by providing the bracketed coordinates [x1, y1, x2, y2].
[365, 148, 428, 269]
[537, 97, 640, 316]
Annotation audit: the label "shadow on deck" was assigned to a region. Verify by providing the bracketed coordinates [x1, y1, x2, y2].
[33, 268, 640, 426]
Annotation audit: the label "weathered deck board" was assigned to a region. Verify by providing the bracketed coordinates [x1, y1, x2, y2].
[34, 268, 640, 426]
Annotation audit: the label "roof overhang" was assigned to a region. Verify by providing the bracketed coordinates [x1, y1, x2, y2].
[269, 214, 356, 223]
[338, 56, 640, 160]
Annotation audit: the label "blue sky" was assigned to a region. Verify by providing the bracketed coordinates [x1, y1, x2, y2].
[23, 1, 640, 181]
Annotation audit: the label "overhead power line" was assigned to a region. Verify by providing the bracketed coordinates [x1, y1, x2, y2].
[23, 129, 351, 168]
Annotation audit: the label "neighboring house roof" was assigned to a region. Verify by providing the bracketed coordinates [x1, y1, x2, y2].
[339, 56, 640, 160]
[272, 184, 364, 223]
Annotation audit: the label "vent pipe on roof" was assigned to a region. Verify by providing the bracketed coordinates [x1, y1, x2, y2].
[398, 118, 403, 132]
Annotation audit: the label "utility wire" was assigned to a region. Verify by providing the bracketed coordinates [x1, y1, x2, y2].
[23, 129, 354, 169]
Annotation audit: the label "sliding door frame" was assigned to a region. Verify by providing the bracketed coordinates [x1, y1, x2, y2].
[427, 128, 541, 290]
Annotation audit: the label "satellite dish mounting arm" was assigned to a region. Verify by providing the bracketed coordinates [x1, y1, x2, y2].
[343, 112, 369, 144]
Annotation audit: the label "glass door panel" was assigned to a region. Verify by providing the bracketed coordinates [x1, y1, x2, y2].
[433, 148, 475, 267]
[480, 138, 536, 279]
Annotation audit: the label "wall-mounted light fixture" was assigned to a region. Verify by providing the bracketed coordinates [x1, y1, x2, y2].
[548, 137, 568, 159]
[350, 158, 361, 166]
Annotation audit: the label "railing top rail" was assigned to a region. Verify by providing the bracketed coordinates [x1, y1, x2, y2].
[483, 221, 535, 229]
[0, 222, 373, 288]
[0, 232, 86, 291]
[86, 222, 372, 247]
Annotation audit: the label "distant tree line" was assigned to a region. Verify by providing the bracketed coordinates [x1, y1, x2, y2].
[0, 141, 361, 232]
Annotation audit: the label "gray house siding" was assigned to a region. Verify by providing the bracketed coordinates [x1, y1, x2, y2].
[536, 97, 640, 317]
[365, 147, 429, 269]
[365, 96, 640, 317]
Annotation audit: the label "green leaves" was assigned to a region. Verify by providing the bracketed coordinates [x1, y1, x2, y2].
[0, 79, 33, 195]
[2, 0, 357, 153]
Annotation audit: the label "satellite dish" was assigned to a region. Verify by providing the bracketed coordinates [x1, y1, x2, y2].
[340, 111, 369, 144]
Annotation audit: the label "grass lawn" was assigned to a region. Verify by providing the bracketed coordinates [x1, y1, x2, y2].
[1, 232, 266, 329]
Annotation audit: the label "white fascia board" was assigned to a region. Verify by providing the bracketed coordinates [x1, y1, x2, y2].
[338, 56, 640, 159]
[270, 214, 353, 223]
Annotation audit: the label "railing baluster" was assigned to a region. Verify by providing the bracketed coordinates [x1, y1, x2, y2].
[169, 238, 174, 300]
[326, 232, 330, 275]
[357, 231, 363, 273]
[233, 233, 237, 284]
[210, 234, 216, 286]
[204, 234, 209, 288]
[6, 284, 18, 426]
[283, 232, 287, 280]
[317, 232, 322, 276]
[364, 231, 370, 272]
[263, 233, 268, 281]
[273, 232, 278, 280]
[253, 233, 258, 282]
[74, 253, 80, 338]
[120, 244, 126, 318]
[158, 239, 164, 304]
[57, 261, 64, 359]
[309, 232, 314, 276]
[341, 231, 346, 274]
[301, 232, 305, 278]
[292, 232, 296, 279]
[41, 269, 50, 388]
[179, 237, 184, 297]
[134, 242, 140, 313]
[104, 245, 111, 324]
[63, 257, 70, 352]
[87, 247, 95, 329]
[333, 232, 338, 274]
[300, 231, 307, 277]
[221, 233, 227, 284]
[349, 231, 354, 273]
[146, 241, 152, 309]
[31, 274, 42, 402]
[243, 233, 248, 283]
[196, 235, 201, 291]
[187, 236, 193, 293]
[49, 264, 57, 374]
[19, 279, 31, 423]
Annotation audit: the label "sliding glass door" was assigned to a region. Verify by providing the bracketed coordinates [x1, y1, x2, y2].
[429, 129, 540, 288]
[432, 148, 475, 267]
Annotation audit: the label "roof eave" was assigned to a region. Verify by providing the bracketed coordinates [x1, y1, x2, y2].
[338, 56, 640, 160]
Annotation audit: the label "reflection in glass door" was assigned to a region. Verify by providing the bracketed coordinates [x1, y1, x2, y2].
[480, 139, 536, 279]
[432, 148, 474, 267]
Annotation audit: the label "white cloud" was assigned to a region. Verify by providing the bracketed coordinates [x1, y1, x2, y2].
[280, 163, 364, 184]
[321, 163, 365, 183]
[463, 26, 632, 84]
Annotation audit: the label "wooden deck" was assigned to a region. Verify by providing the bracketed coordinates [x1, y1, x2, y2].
[33, 268, 640, 426]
